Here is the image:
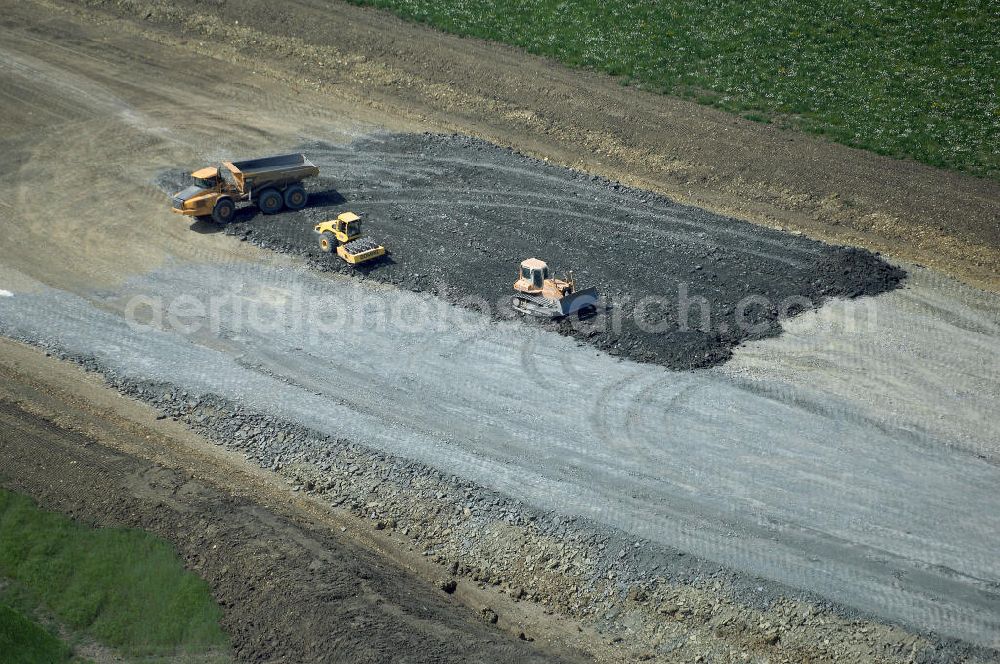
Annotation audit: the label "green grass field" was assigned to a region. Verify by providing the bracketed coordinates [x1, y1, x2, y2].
[0, 602, 74, 664]
[0, 489, 228, 659]
[349, 0, 998, 178]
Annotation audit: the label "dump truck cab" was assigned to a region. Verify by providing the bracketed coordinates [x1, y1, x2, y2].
[170, 166, 228, 221]
[190, 166, 221, 190]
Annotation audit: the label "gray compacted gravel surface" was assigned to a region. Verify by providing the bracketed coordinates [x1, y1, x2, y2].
[2, 255, 997, 650]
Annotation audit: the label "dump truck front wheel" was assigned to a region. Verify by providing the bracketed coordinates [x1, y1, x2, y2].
[212, 198, 235, 224]
[258, 188, 283, 214]
[318, 232, 336, 253]
[284, 184, 307, 210]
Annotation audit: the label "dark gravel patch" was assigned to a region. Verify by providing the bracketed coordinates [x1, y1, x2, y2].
[158, 132, 905, 370]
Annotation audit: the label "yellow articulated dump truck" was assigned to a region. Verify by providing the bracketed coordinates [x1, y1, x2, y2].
[170, 153, 319, 223]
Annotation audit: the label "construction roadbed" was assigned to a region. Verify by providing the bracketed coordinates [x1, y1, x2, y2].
[158, 133, 905, 370]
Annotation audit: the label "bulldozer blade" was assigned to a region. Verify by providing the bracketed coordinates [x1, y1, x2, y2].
[557, 287, 599, 316]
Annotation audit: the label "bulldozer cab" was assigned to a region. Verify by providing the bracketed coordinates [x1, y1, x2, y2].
[520, 258, 550, 289]
[190, 167, 220, 189]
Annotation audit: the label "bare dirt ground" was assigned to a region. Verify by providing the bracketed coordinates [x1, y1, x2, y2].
[0, 1, 998, 662]
[0, 404, 562, 663]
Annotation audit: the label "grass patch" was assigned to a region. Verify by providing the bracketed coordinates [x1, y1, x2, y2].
[742, 112, 771, 124]
[0, 489, 228, 658]
[346, 0, 999, 178]
[0, 602, 74, 664]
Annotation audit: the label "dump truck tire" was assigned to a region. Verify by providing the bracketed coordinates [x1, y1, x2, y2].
[318, 232, 336, 253]
[212, 198, 235, 224]
[258, 188, 283, 214]
[284, 184, 307, 210]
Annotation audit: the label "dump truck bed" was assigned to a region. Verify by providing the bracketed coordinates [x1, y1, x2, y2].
[224, 153, 319, 192]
